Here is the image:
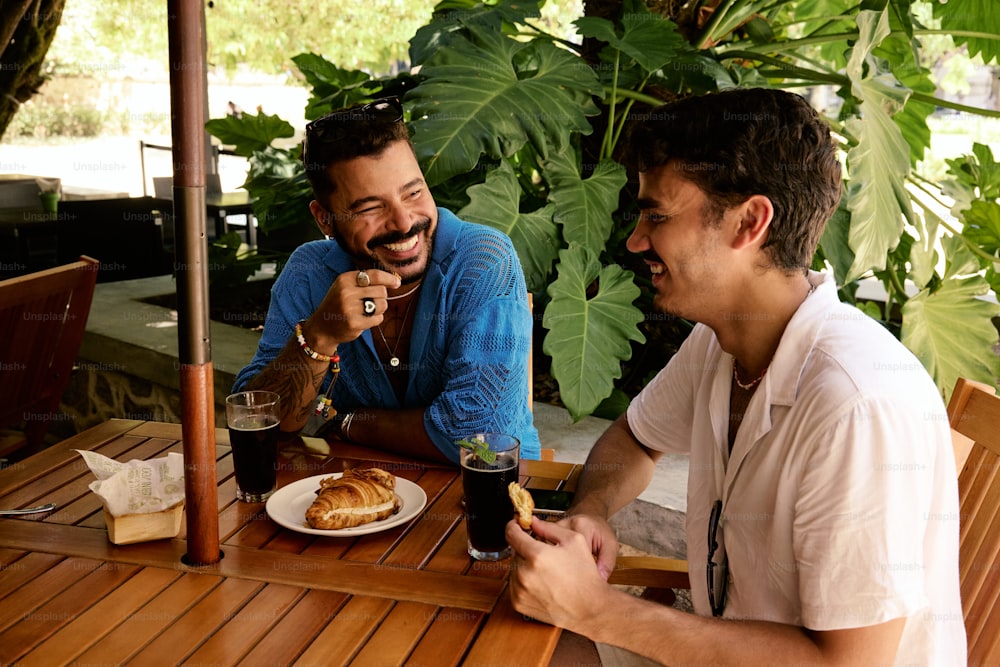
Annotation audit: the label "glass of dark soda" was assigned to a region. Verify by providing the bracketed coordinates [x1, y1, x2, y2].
[460, 433, 520, 561]
[225, 391, 280, 502]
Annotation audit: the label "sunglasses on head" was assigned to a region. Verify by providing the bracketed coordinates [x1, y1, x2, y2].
[304, 97, 404, 145]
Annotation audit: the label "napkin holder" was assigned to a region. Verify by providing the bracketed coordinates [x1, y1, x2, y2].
[103, 501, 184, 545]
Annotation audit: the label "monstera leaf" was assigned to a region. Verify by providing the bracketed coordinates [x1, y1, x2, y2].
[843, 9, 915, 282]
[407, 23, 602, 187]
[934, 0, 1000, 65]
[458, 160, 560, 293]
[544, 153, 627, 255]
[242, 147, 314, 233]
[543, 244, 646, 420]
[574, 10, 684, 73]
[290, 53, 386, 120]
[205, 112, 295, 157]
[902, 275, 1000, 399]
[409, 0, 541, 66]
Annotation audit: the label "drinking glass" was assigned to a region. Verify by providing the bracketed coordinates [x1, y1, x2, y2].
[226, 390, 280, 502]
[461, 433, 520, 561]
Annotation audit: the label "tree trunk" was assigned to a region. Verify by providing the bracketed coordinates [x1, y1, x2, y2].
[0, 0, 67, 140]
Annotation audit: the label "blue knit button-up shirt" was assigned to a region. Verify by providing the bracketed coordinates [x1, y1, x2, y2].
[233, 208, 540, 462]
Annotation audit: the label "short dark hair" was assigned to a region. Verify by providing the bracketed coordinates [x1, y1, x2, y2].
[624, 88, 842, 270]
[302, 97, 411, 200]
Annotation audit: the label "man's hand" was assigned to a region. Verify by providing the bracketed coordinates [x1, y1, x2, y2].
[506, 518, 612, 632]
[305, 268, 401, 350]
[558, 513, 619, 580]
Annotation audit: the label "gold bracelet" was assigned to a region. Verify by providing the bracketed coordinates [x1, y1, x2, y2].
[295, 320, 337, 362]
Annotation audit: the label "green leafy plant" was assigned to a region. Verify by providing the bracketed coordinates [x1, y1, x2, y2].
[208, 0, 1000, 419]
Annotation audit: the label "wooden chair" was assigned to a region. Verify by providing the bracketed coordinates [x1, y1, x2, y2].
[947, 377, 1000, 665]
[0, 256, 99, 459]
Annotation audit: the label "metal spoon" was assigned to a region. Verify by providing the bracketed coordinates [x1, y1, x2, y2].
[0, 503, 56, 516]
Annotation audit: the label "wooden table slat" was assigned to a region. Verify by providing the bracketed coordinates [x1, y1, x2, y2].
[0, 556, 102, 633]
[462, 590, 561, 666]
[186, 582, 305, 665]
[0, 559, 141, 664]
[348, 599, 438, 666]
[0, 433, 154, 510]
[73, 571, 224, 665]
[405, 606, 485, 667]
[0, 551, 62, 600]
[293, 595, 394, 667]
[236, 588, 351, 666]
[0, 419, 142, 496]
[19, 565, 181, 666]
[125, 577, 265, 666]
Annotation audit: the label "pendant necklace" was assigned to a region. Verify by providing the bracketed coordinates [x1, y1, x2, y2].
[376, 286, 418, 368]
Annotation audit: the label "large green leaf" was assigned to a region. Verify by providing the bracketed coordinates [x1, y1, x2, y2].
[408, 0, 541, 67]
[291, 54, 382, 120]
[457, 160, 560, 293]
[902, 275, 1000, 398]
[543, 153, 627, 255]
[934, 0, 1000, 64]
[843, 9, 915, 282]
[242, 147, 314, 233]
[962, 200, 1000, 256]
[818, 196, 855, 286]
[542, 244, 645, 420]
[204, 112, 295, 157]
[407, 23, 602, 187]
[574, 11, 684, 74]
[908, 201, 939, 288]
[945, 143, 1000, 204]
[873, 31, 935, 165]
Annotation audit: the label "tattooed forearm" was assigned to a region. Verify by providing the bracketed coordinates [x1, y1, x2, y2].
[246, 338, 328, 431]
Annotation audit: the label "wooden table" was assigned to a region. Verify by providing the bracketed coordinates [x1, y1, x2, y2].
[0, 420, 578, 666]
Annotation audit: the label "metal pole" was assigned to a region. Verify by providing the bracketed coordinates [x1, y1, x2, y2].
[168, 0, 220, 565]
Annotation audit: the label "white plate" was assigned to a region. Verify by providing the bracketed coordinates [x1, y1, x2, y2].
[265, 473, 427, 536]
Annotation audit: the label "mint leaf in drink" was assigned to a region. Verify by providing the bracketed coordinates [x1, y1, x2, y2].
[456, 437, 497, 465]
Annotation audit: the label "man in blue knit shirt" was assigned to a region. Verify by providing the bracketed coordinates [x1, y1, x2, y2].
[233, 97, 540, 463]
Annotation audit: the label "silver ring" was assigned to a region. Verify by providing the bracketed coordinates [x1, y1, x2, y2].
[356, 270, 371, 287]
[362, 297, 377, 317]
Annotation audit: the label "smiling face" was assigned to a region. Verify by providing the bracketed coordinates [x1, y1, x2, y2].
[312, 140, 437, 284]
[627, 162, 733, 323]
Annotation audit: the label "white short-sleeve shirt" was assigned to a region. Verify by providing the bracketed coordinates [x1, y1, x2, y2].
[627, 271, 966, 666]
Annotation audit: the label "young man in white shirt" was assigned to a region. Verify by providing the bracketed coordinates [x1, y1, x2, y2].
[506, 87, 966, 666]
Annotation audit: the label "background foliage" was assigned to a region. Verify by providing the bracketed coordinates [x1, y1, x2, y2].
[207, 0, 1000, 420]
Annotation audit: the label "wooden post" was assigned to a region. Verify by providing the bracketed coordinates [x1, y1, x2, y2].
[168, 0, 220, 565]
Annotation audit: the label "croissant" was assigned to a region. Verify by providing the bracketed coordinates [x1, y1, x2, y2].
[305, 467, 401, 530]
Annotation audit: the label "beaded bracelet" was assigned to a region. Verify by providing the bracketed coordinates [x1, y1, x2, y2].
[295, 320, 337, 362]
[313, 352, 341, 420]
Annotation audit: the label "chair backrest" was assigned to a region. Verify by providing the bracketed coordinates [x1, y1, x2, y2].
[947, 377, 1000, 665]
[0, 257, 99, 457]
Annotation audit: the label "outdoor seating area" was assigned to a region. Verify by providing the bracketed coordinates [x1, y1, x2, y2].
[0, 166, 258, 282]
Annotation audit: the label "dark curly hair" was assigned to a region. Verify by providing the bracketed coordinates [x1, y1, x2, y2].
[624, 88, 842, 271]
[302, 98, 412, 200]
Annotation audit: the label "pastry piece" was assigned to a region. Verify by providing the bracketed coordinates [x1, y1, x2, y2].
[508, 481, 534, 530]
[305, 467, 401, 529]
